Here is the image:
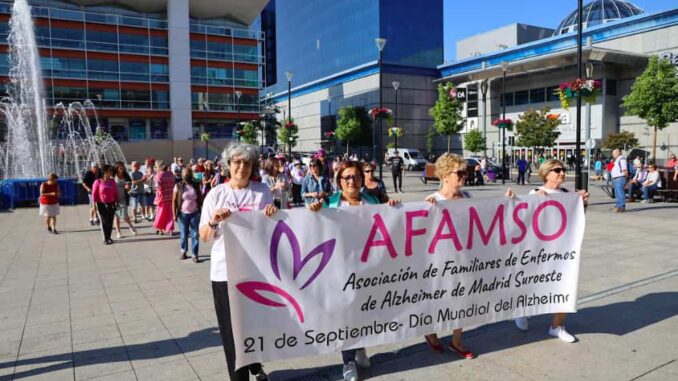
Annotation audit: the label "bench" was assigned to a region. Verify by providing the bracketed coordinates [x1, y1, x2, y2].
[657, 189, 678, 202]
[599, 185, 615, 199]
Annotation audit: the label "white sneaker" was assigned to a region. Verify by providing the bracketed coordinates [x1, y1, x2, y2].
[254, 369, 268, 381]
[354, 348, 370, 368]
[514, 317, 529, 331]
[343, 361, 358, 381]
[116, 232, 122, 239]
[548, 325, 577, 343]
[640, 199, 649, 204]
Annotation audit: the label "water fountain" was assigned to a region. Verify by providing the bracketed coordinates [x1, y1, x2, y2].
[0, 0, 126, 181]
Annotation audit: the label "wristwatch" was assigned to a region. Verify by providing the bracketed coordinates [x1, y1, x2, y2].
[208, 221, 220, 230]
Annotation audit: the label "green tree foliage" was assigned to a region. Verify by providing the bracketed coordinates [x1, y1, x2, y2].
[277, 118, 299, 152]
[464, 128, 486, 153]
[514, 107, 561, 148]
[429, 83, 465, 152]
[336, 106, 371, 153]
[602, 130, 639, 150]
[622, 55, 678, 160]
[239, 121, 259, 145]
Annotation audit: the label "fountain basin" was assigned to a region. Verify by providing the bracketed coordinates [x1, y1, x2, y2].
[0, 178, 78, 209]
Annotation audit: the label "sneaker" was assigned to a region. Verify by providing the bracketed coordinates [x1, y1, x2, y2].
[95, 219, 100, 225]
[342, 361, 358, 381]
[254, 369, 268, 381]
[640, 199, 649, 204]
[514, 317, 529, 331]
[548, 325, 577, 343]
[130, 228, 137, 236]
[116, 232, 122, 239]
[89, 219, 95, 226]
[354, 348, 370, 368]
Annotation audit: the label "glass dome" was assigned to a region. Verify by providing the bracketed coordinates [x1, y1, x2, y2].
[555, 0, 644, 35]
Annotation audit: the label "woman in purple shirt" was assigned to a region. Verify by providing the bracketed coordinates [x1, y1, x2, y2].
[173, 167, 202, 262]
[92, 165, 118, 245]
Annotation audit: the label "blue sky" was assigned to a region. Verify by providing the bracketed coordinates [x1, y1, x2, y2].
[443, 0, 676, 61]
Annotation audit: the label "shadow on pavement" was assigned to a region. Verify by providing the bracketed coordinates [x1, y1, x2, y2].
[271, 291, 678, 380]
[0, 328, 221, 380]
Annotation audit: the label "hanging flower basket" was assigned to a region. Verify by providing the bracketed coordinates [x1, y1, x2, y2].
[558, 78, 601, 109]
[368, 107, 392, 120]
[284, 120, 297, 129]
[492, 118, 513, 130]
[388, 127, 403, 137]
[200, 133, 210, 142]
[323, 131, 335, 139]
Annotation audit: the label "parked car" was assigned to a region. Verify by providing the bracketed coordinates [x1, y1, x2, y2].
[464, 157, 505, 181]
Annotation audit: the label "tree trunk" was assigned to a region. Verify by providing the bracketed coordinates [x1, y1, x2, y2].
[346, 141, 350, 155]
[447, 135, 451, 153]
[652, 125, 657, 163]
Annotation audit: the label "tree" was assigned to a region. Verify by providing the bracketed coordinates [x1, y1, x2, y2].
[336, 106, 371, 153]
[277, 118, 299, 154]
[623, 55, 678, 160]
[602, 130, 639, 150]
[239, 121, 258, 145]
[429, 83, 464, 152]
[514, 107, 561, 148]
[464, 128, 486, 154]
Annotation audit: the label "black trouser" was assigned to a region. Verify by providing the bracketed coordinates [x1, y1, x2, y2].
[292, 183, 302, 205]
[96, 202, 116, 241]
[212, 281, 262, 381]
[392, 170, 402, 191]
[517, 170, 526, 185]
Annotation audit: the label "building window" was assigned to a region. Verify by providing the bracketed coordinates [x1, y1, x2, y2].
[546, 86, 560, 102]
[501, 92, 514, 107]
[514, 90, 529, 105]
[529, 88, 545, 104]
[466, 84, 478, 118]
[128, 119, 147, 140]
[605, 79, 617, 96]
[150, 119, 169, 139]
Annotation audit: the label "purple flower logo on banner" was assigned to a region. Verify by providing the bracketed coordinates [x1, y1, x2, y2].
[236, 220, 336, 323]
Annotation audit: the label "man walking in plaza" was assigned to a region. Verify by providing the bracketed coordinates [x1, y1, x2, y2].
[516, 155, 528, 185]
[610, 148, 629, 213]
[129, 161, 146, 223]
[389, 150, 404, 193]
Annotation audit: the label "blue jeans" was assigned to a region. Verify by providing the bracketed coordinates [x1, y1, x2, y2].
[613, 176, 627, 209]
[178, 211, 200, 256]
[642, 184, 659, 200]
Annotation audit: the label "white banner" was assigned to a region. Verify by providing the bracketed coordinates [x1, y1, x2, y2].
[223, 194, 585, 368]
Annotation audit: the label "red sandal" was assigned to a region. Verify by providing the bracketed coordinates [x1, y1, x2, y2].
[424, 335, 444, 353]
[448, 342, 475, 359]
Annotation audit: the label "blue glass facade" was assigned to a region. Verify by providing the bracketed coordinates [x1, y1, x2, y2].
[267, 0, 443, 95]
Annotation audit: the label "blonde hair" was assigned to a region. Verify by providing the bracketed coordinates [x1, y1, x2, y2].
[537, 159, 565, 182]
[434, 153, 466, 180]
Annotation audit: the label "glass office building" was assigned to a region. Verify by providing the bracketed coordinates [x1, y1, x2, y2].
[0, 0, 267, 159]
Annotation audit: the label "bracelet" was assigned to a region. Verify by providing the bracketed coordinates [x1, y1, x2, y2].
[208, 221, 219, 230]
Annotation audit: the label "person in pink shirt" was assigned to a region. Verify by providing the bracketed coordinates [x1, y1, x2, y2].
[92, 165, 118, 245]
[153, 160, 176, 235]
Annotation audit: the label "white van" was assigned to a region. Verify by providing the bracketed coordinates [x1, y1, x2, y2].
[386, 148, 427, 171]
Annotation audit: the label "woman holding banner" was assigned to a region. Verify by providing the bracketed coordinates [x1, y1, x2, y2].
[506, 159, 589, 343]
[422, 153, 475, 359]
[308, 160, 399, 381]
[200, 143, 278, 381]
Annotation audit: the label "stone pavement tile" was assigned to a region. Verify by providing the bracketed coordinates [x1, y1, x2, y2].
[12, 347, 73, 381]
[160, 312, 213, 338]
[0, 339, 21, 358]
[74, 352, 132, 381]
[69, 287, 106, 300]
[71, 314, 117, 332]
[87, 369, 137, 381]
[121, 327, 172, 347]
[34, 278, 69, 290]
[73, 337, 126, 362]
[114, 307, 159, 324]
[22, 320, 71, 339]
[72, 325, 121, 346]
[633, 360, 678, 381]
[127, 340, 184, 369]
[174, 329, 222, 358]
[0, 328, 24, 344]
[199, 371, 229, 381]
[0, 356, 17, 379]
[1, 315, 28, 331]
[117, 318, 166, 337]
[69, 303, 112, 320]
[106, 290, 145, 304]
[110, 298, 152, 314]
[185, 350, 227, 378]
[19, 331, 71, 355]
[134, 357, 199, 381]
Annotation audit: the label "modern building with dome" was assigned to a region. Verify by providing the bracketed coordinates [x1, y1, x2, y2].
[440, 0, 678, 163]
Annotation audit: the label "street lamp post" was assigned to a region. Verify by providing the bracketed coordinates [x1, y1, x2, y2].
[480, 80, 488, 157]
[392, 81, 400, 154]
[501, 61, 509, 185]
[285, 71, 293, 158]
[585, 61, 593, 191]
[235, 90, 242, 142]
[375, 37, 386, 179]
[575, 0, 584, 190]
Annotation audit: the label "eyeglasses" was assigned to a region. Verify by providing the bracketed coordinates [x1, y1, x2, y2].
[550, 167, 566, 174]
[309, 164, 317, 167]
[230, 160, 252, 167]
[364, 170, 373, 173]
[454, 170, 466, 177]
[340, 175, 360, 182]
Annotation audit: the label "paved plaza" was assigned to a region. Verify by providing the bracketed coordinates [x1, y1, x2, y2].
[0, 172, 676, 381]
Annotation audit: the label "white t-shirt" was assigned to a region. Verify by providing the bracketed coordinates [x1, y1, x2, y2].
[200, 181, 273, 282]
[430, 190, 472, 201]
[529, 186, 566, 195]
[610, 156, 628, 178]
[645, 171, 661, 188]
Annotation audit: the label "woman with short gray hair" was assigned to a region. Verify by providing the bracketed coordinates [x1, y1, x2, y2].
[200, 142, 277, 381]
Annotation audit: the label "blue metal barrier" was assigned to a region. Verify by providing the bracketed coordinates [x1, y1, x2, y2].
[0, 178, 78, 209]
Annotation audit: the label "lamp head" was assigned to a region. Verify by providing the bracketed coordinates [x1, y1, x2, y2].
[375, 37, 387, 51]
[500, 61, 509, 72]
[392, 81, 400, 91]
[285, 71, 294, 82]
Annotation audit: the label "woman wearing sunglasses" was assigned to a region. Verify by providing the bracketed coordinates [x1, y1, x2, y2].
[361, 162, 389, 203]
[301, 158, 332, 206]
[421, 153, 475, 359]
[307, 160, 398, 381]
[507, 158, 589, 343]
